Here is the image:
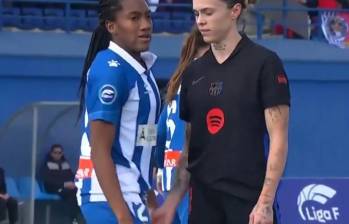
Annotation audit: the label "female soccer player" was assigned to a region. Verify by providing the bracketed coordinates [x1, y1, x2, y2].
[76, 0, 160, 223]
[154, 0, 290, 223]
[155, 27, 209, 224]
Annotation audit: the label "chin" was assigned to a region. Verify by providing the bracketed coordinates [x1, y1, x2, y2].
[203, 36, 215, 44]
[139, 45, 150, 52]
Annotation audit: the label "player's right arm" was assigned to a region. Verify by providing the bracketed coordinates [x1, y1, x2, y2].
[87, 56, 132, 224]
[90, 121, 132, 223]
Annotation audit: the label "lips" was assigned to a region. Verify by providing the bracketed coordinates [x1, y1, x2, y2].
[139, 34, 151, 41]
[200, 29, 210, 35]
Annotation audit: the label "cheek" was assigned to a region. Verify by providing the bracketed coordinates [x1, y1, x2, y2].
[118, 22, 138, 38]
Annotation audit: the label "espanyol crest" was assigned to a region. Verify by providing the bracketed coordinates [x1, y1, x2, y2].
[321, 12, 349, 48]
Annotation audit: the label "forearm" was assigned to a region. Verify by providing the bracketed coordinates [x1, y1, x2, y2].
[259, 142, 288, 203]
[166, 155, 190, 208]
[91, 147, 129, 219]
[260, 105, 289, 204]
[165, 123, 191, 209]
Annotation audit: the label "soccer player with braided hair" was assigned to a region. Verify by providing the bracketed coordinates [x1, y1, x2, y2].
[76, 0, 160, 223]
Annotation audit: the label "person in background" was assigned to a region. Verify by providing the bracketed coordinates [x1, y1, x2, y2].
[0, 167, 18, 224]
[41, 144, 84, 224]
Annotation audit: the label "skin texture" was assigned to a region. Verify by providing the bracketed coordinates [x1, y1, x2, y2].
[90, 1, 153, 223]
[106, 0, 152, 60]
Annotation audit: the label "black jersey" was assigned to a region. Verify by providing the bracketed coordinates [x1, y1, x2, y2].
[180, 34, 290, 201]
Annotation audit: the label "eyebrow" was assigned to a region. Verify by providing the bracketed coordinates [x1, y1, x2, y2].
[193, 7, 214, 13]
[127, 9, 151, 15]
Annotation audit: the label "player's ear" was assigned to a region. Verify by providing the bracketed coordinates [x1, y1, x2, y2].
[105, 20, 118, 35]
[230, 3, 243, 20]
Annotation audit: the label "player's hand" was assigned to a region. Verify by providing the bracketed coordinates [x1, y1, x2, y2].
[0, 194, 10, 200]
[152, 203, 176, 224]
[156, 169, 163, 193]
[118, 212, 133, 224]
[147, 190, 158, 217]
[249, 199, 273, 224]
[64, 181, 76, 190]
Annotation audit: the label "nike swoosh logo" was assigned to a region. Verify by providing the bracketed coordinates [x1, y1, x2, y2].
[192, 76, 205, 86]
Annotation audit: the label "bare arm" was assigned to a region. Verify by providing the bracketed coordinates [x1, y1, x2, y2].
[164, 123, 191, 210]
[260, 105, 289, 202]
[250, 105, 289, 223]
[90, 120, 132, 223]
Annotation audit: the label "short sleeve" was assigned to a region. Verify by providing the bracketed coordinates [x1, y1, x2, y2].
[179, 68, 191, 122]
[86, 56, 129, 126]
[260, 53, 291, 109]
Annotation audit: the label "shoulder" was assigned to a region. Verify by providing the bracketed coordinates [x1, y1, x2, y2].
[180, 54, 208, 87]
[46, 161, 59, 170]
[89, 49, 127, 79]
[88, 49, 132, 86]
[246, 41, 282, 64]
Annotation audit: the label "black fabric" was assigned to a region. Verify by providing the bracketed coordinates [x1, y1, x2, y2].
[41, 158, 75, 193]
[180, 34, 290, 201]
[189, 178, 279, 224]
[0, 197, 18, 224]
[40, 156, 83, 222]
[0, 167, 6, 194]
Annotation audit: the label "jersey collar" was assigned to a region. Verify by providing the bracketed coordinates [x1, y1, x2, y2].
[108, 41, 157, 74]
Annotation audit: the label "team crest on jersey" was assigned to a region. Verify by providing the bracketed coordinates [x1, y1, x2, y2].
[99, 84, 117, 105]
[209, 81, 223, 96]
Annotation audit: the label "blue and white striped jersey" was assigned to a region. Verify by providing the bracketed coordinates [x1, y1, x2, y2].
[157, 87, 186, 192]
[76, 41, 160, 205]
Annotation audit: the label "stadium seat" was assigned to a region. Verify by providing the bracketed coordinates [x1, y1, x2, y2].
[42, 8, 65, 30]
[1, 7, 21, 27]
[151, 12, 171, 33]
[20, 7, 44, 30]
[5, 177, 20, 198]
[171, 12, 194, 33]
[69, 9, 88, 31]
[86, 9, 98, 32]
[17, 177, 60, 200]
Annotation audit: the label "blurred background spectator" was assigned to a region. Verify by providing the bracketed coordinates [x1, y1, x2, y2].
[40, 144, 84, 224]
[0, 167, 18, 224]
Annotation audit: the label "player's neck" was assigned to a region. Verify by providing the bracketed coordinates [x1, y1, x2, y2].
[211, 29, 241, 64]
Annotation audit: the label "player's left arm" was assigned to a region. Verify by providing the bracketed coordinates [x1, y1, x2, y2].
[250, 104, 289, 224]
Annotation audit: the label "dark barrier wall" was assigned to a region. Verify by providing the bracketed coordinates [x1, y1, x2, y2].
[0, 31, 349, 178]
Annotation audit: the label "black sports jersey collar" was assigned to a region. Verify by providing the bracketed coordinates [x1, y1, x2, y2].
[207, 33, 251, 65]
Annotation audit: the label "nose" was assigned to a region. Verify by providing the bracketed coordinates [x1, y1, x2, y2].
[140, 15, 152, 31]
[196, 13, 206, 27]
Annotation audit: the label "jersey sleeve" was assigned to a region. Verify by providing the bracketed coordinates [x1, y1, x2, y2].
[155, 107, 167, 168]
[179, 67, 191, 122]
[86, 56, 129, 126]
[260, 52, 291, 109]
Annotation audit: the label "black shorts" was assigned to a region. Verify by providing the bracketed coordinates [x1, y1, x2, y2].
[189, 180, 279, 224]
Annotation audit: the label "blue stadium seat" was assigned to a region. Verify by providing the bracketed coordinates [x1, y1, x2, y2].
[86, 9, 98, 32]
[151, 12, 171, 33]
[5, 177, 20, 198]
[42, 8, 65, 30]
[20, 7, 44, 30]
[69, 9, 88, 31]
[17, 177, 60, 200]
[1, 7, 21, 27]
[171, 12, 194, 33]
